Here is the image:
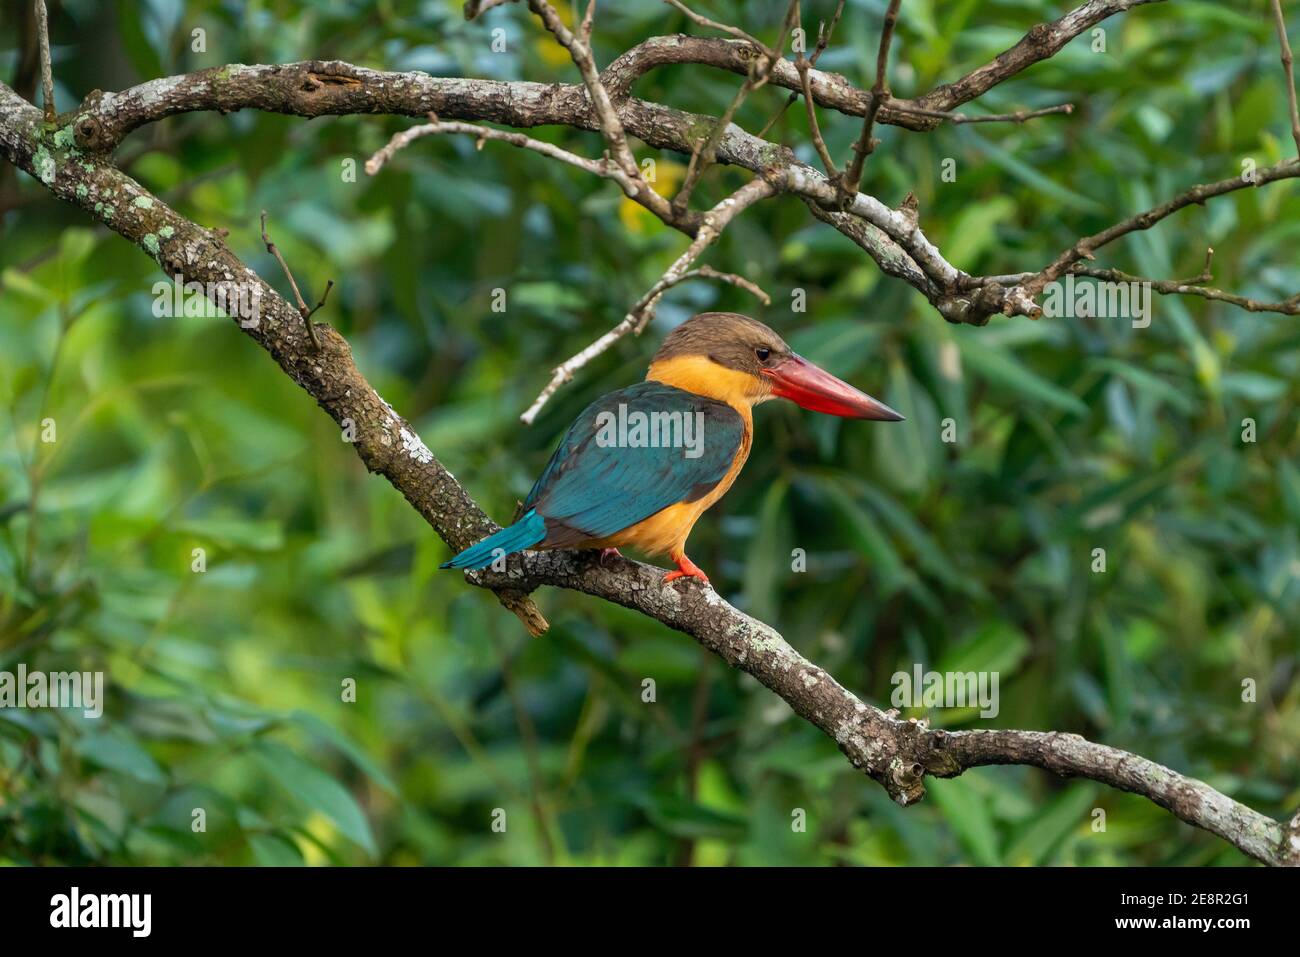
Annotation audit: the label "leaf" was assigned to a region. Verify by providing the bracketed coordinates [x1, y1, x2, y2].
[76, 729, 167, 785]
[810, 476, 908, 592]
[174, 517, 285, 551]
[964, 131, 1105, 213]
[1279, 459, 1300, 524]
[2, 268, 55, 303]
[1086, 357, 1196, 414]
[1221, 372, 1288, 402]
[247, 832, 305, 867]
[871, 359, 936, 493]
[941, 196, 1016, 268]
[288, 710, 398, 795]
[937, 622, 1032, 678]
[855, 480, 984, 598]
[252, 741, 376, 857]
[742, 478, 790, 623]
[957, 335, 1089, 417]
[1004, 784, 1099, 865]
[928, 777, 1001, 866]
[635, 794, 748, 842]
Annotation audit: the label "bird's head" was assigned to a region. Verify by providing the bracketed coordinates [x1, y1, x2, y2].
[647, 312, 903, 420]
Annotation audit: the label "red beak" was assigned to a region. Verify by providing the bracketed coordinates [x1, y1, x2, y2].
[762, 354, 904, 420]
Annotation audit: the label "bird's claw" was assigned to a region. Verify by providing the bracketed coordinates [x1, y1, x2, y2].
[599, 547, 623, 566]
[664, 554, 710, 586]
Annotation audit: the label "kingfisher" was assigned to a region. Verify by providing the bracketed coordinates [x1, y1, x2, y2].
[441, 312, 903, 584]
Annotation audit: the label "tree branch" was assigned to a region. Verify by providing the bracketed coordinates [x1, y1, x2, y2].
[364, 113, 649, 210]
[666, 0, 799, 214]
[603, 0, 1166, 128]
[758, 0, 846, 139]
[1015, 158, 1300, 306]
[1069, 247, 1300, 315]
[896, 101, 1074, 125]
[0, 81, 550, 638]
[63, 59, 978, 321]
[34, 0, 55, 123]
[1269, 0, 1300, 158]
[913, 0, 1169, 114]
[464, 0, 516, 19]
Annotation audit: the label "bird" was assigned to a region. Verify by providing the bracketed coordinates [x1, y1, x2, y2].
[441, 311, 903, 584]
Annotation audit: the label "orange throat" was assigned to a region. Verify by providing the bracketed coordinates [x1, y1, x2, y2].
[644, 354, 766, 421]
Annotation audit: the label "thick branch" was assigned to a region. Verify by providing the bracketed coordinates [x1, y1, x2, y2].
[601, 34, 1068, 132]
[66, 60, 980, 320]
[603, 0, 1168, 128]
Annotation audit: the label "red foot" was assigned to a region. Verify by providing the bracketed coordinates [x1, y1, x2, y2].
[599, 547, 623, 566]
[663, 553, 710, 585]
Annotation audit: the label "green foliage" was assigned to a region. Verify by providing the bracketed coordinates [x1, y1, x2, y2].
[1, 0, 1297, 866]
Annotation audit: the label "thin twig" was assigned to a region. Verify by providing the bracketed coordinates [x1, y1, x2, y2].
[757, 0, 846, 139]
[35, 0, 55, 122]
[1269, 0, 1300, 157]
[463, 0, 516, 19]
[662, 0, 766, 48]
[1068, 247, 1300, 315]
[787, 0, 840, 179]
[670, 0, 800, 214]
[525, 0, 691, 232]
[259, 210, 329, 350]
[367, 113, 635, 191]
[1018, 157, 1300, 303]
[521, 177, 777, 425]
[842, 0, 902, 201]
[891, 101, 1074, 124]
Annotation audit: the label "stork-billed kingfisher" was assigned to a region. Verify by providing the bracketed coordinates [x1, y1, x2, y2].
[441, 312, 903, 584]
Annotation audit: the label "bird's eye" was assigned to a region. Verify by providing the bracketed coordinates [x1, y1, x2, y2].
[755, 347, 771, 362]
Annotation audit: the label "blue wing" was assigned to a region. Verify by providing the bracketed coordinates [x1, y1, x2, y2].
[524, 381, 745, 547]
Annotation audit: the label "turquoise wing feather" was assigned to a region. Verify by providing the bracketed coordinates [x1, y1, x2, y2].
[524, 381, 744, 547]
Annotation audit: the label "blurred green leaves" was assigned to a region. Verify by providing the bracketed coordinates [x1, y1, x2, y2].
[1, 0, 1297, 867]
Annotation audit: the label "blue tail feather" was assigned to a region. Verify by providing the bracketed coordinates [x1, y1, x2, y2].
[440, 510, 547, 570]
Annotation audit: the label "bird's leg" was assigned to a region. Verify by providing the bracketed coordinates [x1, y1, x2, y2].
[599, 547, 623, 566]
[664, 551, 710, 585]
